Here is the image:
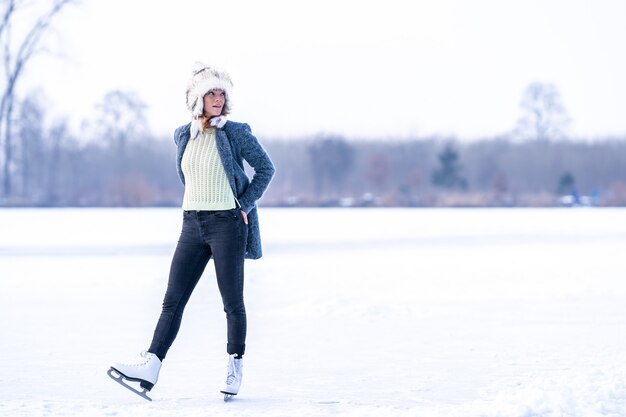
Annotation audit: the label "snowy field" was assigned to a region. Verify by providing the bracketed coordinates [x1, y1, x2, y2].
[1, 207, 626, 417]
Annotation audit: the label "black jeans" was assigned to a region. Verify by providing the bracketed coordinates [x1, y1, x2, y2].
[149, 209, 248, 360]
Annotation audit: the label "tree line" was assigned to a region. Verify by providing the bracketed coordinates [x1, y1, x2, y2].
[263, 136, 626, 207]
[2, 95, 626, 208]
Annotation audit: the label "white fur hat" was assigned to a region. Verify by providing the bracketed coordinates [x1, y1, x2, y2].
[185, 62, 233, 118]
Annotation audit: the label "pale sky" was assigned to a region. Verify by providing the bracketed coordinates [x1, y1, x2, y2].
[18, 0, 626, 140]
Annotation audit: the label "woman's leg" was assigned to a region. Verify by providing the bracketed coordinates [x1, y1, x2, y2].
[149, 214, 211, 360]
[209, 210, 248, 357]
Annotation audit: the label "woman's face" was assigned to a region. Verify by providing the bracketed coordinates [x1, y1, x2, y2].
[203, 89, 226, 117]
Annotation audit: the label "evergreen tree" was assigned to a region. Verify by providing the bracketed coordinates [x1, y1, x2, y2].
[557, 172, 575, 195]
[431, 144, 468, 190]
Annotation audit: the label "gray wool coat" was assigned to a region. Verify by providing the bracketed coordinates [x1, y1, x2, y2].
[174, 121, 275, 259]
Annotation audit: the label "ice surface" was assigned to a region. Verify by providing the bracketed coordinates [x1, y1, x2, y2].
[0, 208, 625, 416]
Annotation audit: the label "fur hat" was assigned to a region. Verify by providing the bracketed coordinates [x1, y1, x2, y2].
[186, 62, 233, 116]
[186, 62, 233, 138]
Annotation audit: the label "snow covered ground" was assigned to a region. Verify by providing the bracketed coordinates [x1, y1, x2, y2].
[1, 207, 625, 417]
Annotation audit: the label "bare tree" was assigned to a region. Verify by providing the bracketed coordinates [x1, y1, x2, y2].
[0, 0, 74, 198]
[45, 118, 68, 205]
[308, 135, 354, 200]
[16, 95, 44, 199]
[365, 152, 390, 193]
[514, 82, 569, 141]
[94, 90, 149, 153]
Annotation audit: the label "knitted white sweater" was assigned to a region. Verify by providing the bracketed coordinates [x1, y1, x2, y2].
[181, 128, 236, 210]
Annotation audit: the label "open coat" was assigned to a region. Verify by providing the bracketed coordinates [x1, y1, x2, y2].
[174, 121, 275, 259]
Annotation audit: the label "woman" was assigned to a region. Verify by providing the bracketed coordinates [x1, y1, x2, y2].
[108, 63, 275, 401]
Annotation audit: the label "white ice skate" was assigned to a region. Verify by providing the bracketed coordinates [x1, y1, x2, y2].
[220, 354, 243, 401]
[107, 351, 161, 401]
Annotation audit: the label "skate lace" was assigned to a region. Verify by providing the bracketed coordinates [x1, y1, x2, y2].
[226, 363, 236, 385]
[226, 373, 236, 385]
[121, 351, 150, 366]
[225, 357, 240, 385]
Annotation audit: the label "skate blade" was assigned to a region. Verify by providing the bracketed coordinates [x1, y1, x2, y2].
[107, 368, 153, 402]
[221, 391, 236, 402]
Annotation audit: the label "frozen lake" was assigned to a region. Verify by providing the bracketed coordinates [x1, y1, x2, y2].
[1, 207, 625, 416]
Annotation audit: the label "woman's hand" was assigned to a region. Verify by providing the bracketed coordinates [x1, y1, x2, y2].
[241, 210, 248, 225]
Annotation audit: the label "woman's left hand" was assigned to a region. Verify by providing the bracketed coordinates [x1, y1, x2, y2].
[241, 210, 248, 225]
